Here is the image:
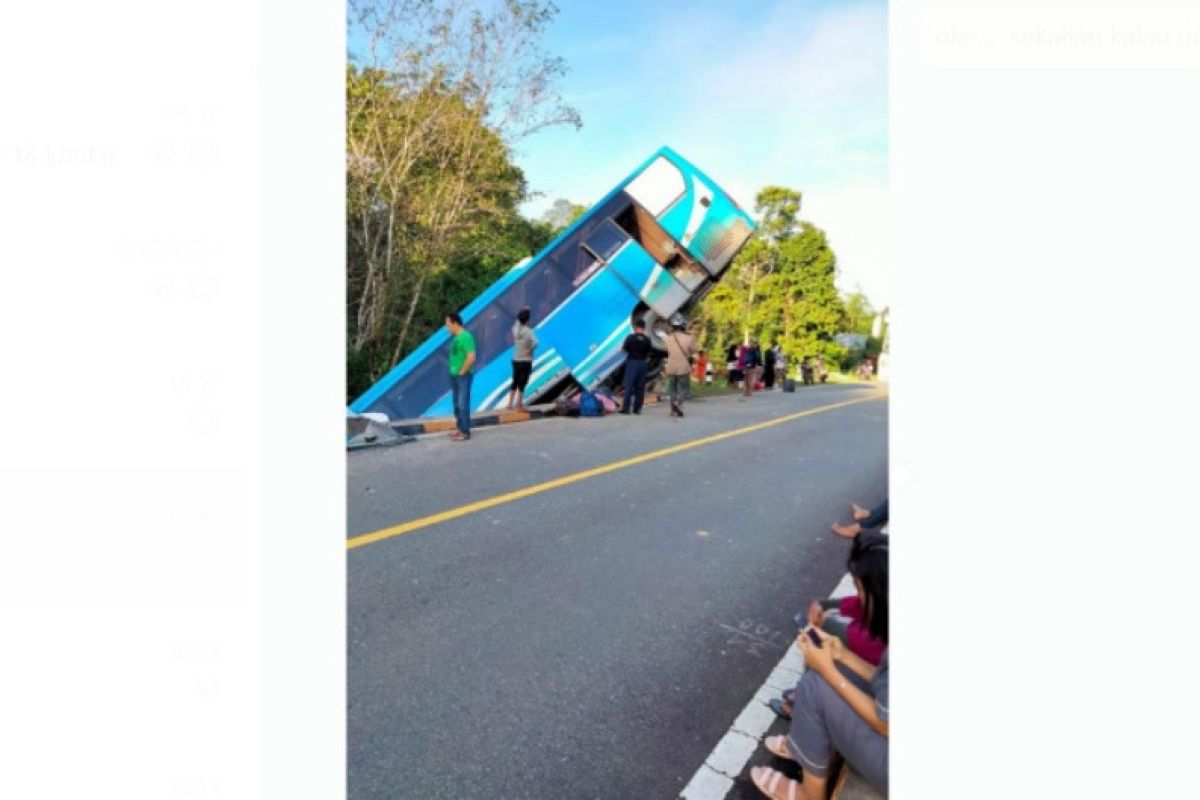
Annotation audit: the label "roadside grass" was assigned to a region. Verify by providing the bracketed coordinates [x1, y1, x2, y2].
[663, 373, 878, 398]
[627, 371, 881, 404]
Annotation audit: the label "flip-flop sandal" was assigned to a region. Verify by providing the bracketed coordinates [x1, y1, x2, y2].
[764, 735, 794, 762]
[750, 766, 801, 800]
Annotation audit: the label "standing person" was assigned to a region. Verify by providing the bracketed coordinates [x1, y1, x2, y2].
[506, 307, 538, 411]
[741, 339, 761, 398]
[749, 340, 763, 392]
[445, 312, 476, 442]
[816, 355, 827, 384]
[726, 343, 741, 387]
[619, 319, 653, 415]
[664, 313, 696, 418]
[763, 341, 778, 389]
[776, 347, 789, 388]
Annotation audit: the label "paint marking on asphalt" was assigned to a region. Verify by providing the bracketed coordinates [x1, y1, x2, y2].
[347, 391, 886, 550]
[679, 573, 858, 800]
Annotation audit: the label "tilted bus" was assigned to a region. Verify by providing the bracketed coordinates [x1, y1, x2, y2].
[349, 146, 756, 420]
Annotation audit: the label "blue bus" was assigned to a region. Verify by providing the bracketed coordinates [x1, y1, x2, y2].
[349, 146, 756, 420]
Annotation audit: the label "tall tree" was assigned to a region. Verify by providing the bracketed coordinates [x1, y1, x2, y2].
[755, 185, 802, 242]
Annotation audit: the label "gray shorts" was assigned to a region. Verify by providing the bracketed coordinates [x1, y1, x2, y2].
[786, 665, 888, 794]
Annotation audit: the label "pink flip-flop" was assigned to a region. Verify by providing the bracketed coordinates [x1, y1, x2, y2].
[764, 735, 795, 762]
[750, 766, 802, 800]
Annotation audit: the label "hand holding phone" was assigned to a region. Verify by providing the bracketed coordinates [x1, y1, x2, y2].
[805, 626, 823, 648]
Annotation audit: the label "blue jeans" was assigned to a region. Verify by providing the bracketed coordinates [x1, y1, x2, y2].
[450, 373, 473, 436]
[621, 360, 648, 413]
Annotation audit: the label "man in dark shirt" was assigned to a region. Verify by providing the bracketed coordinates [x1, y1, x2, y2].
[742, 338, 762, 398]
[619, 319, 653, 414]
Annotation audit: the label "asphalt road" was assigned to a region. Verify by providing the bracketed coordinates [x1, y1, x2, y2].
[347, 384, 888, 799]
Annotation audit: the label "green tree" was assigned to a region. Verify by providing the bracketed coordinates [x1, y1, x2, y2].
[755, 185, 802, 242]
[541, 198, 587, 233]
[842, 290, 876, 335]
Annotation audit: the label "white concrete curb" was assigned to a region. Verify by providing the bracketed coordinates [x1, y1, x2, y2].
[679, 573, 858, 800]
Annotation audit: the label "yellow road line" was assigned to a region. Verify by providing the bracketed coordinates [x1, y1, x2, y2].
[347, 391, 886, 550]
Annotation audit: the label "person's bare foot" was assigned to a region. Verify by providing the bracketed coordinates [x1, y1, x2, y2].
[852, 503, 870, 521]
[831, 522, 862, 539]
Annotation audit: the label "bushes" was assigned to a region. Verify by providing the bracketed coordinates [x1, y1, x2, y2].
[347, 347, 373, 404]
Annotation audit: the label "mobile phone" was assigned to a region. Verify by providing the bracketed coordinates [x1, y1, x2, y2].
[805, 627, 823, 647]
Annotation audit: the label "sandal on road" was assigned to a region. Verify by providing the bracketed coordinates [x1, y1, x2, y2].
[764, 735, 795, 762]
[751, 766, 802, 800]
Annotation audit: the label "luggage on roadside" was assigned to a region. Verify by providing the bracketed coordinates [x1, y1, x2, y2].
[578, 390, 604, 417]
[783, 378, 796, 393]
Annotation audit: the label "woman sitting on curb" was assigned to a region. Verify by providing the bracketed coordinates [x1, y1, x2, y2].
[752, 533, 889, 800]
[768, 565, 887, 721]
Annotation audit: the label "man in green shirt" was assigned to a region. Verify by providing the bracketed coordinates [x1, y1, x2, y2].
[445, 312, 477, 441]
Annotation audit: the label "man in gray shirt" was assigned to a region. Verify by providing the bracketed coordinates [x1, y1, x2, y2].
[506, 308, 538, 411]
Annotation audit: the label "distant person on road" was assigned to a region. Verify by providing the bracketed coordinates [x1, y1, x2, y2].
[726, 343, 742, 387]
[753, 532, 889, 800]
[741, 339, 761, 398]
[619, 319, 653, 415]
[815, 355, 828, 384]
[506, 307, 538, 411]
[770, 532, 889, 721]
[801, 356, 814, 386]
[763, 342, 778, 389]
[445, 312, 476, 442]
[664, 313, 697, 417]
[832, 499, 889, 539]
[751, 340, 764, 388]
[775, 346, 788, 388]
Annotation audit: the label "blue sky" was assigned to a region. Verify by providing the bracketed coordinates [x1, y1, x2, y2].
[350, 0, 890, 305]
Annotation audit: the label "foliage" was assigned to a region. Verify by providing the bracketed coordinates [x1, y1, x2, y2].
[754, 186, 802, 242]
[842, 290, 876, 335]
[541, 198, 587, 233]
[347, 345, 374, 403]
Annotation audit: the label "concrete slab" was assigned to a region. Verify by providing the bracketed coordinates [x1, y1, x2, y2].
[705, 731, 759, 777]
[680, 765, 734, 800]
